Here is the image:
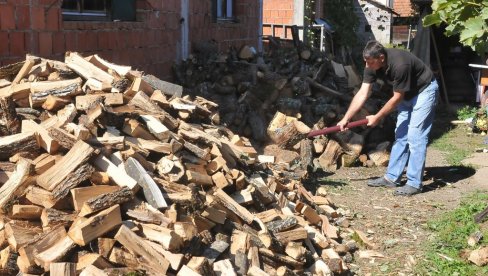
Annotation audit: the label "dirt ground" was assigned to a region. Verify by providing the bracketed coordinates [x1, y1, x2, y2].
[308, 108, 488, 275]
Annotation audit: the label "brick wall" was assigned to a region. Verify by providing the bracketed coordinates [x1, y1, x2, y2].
[262, 0, 294, 38]
[393, 0, 413, 17]
[0, 0, 259, 80]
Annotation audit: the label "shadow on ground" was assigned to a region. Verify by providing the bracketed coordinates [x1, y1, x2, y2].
[422, 165, 476, 192]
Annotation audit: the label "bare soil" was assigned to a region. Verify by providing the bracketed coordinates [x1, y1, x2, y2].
[305, 110, 488, 275]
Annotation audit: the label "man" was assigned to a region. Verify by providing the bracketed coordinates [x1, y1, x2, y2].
[337, 40, 439, 196]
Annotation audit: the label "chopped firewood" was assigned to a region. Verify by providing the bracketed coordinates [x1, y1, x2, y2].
[0, 158, 33, 212]
[285, 242, 306, 261]
[469, 247, 488, 266]
[353, 229, 375, 249]
[35, 234, 76, 271]
[50, 262, 76, 276]
[79, 264, 108, 276]
[75, 252, 112, 273]
[125, 157, 167, 208]
[78, 187, 133, 217]
[186, 256, 213, 275]
[65, 52, 114, 89]
[142, 74, 183, 97]
[139, 223, 183, 251]
[177, 265, 202, 276]
[68, 204, 122, 246]
[5, 221, 43, 251]
[70, 185, 120, 211]
[93, 155, 138, 190]
[204, 240, 229, 265]
[468, 231, 483, 247]
[274, 228, 308, 244]
[322, 248, 345, 274]
[11, 205, 43, 220]
[114, 225, 170, 274]
[368, 141, 391, 167]
[0, 132, 38, 161]
[317, 139, 342, 171]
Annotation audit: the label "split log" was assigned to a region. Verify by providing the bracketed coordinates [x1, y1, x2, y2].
[0, 95, 21, 134]
[114, 224, 170, 275]
[70, 185, 120, 211]
[93, 155, 138, 190]
[29, 80, 82, 108]
[65, 52, 114, 88]
[41, 208, 75, 228]
[35, 234, 76, 271]
[0, 132, 38, 161]
[68, 204, 122, 246]
[125, 157, 167, 209]
[50, 262, 76, 276]
[269, 120, 311, 149]
[0, 159, 33, 212]
[78, 187, 133, 217]
[21, 119, 59, 154]
[11, 205, 43, 220]
[142, 74, 183, 97]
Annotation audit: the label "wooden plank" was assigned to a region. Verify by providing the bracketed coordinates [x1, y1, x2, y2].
[114, 225, 170, 274]
[68, 204, 122, 246]
[125, 157, 167, 208]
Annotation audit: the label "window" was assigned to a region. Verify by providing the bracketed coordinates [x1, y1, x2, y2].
[61, 0, 135, 21]
[216, 0, 234, 20]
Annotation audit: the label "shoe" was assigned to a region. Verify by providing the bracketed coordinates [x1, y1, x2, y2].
[393, 185, 422, 196]
[367, 176, 399, 187]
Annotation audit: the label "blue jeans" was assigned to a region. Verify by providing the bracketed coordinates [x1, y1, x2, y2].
[384, 79, 439, 189]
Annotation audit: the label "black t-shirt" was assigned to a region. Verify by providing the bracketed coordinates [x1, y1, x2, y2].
[363, 48, 433, 100]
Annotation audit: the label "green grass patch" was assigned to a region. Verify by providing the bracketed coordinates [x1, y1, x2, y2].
[430, 125, 481, 166]
[415, 193, 488, 275]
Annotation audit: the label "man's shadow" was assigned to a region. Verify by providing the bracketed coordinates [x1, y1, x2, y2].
[422, 165, 476, 192]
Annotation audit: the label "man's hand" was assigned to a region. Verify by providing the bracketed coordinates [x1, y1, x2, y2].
[366, 114, 381, 127]
[337, 118, 350, 131]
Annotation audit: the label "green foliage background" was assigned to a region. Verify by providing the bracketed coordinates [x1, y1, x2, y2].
[423, 0, 488, 57]
[323, 0, 359, 47]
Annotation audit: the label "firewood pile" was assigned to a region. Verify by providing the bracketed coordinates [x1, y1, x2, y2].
[0, 52, 380, 275]
[173, 41, 396, 172]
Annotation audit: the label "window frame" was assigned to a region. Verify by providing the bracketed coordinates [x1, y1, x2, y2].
[61, 0, 112, 21]
[215, 0, 235, 22]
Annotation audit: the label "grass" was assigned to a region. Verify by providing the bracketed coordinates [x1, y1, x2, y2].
[415, 192, 488, 275]
[430, 124, 482, 166]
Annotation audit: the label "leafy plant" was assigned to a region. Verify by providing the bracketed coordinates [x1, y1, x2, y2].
[456, 105, 478, 120]
[423, 0, 488, 57]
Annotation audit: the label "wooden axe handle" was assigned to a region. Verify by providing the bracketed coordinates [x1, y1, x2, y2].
[307, 119, 368, 138]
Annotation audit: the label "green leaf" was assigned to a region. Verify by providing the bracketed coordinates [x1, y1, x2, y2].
[423, 14, 441, 26]
[459, 17, 487, 42]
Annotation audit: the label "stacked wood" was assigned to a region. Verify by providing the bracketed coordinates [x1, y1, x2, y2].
[172, 42, 395, 172]
[0, 51, 383, 275]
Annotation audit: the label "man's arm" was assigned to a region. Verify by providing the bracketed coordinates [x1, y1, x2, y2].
[367, 90, 404, 127]
[337, 82, 373, 130]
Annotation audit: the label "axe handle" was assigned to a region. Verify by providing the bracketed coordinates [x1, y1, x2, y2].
[307, 119, 368, 138]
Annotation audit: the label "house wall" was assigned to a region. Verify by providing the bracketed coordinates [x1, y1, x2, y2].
[0, 0, 260, 81]
[262, 0, 324, 40]
[354, 0, 392, 44]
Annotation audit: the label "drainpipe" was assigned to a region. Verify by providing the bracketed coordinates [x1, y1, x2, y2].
[180, 0, 189, 60]
[258, 0, 263, 53]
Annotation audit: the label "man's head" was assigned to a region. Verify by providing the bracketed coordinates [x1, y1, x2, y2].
[363, 40, 386, 70]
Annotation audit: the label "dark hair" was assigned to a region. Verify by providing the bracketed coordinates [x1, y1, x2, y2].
[363, 40, 386, 59]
